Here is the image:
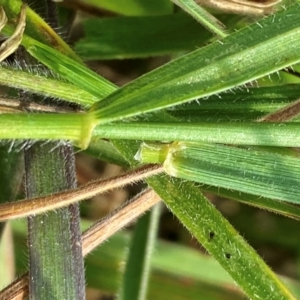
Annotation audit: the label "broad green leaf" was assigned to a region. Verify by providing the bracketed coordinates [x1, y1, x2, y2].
[75, 14, 212, 60]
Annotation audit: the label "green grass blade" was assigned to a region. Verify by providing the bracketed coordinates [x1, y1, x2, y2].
[89, 3, 300, 123]
[24, 38, 116, 100]
[4, 110, 300, 149]
[148, 175, 296, 299]
[171, 0, 227, 38]
[202, 185, 300, 221]
[121, 204, 161, 300]
[75, 14, 212, 60]
[0, 2, 116, 102]
[111, 137, 296, 299]
[25, 143, 85, 299]
[0, 113, 89, 146]
[169, 84, 300, 122]
[0, 64, 97, 107]
[139, 142, 300, 204]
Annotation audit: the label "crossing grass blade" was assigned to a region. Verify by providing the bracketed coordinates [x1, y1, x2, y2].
[89, 3, 300, 124]
[112, 137, 296, 300]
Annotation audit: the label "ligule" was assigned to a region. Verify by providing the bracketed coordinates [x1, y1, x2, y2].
[136, 142, 171, 164]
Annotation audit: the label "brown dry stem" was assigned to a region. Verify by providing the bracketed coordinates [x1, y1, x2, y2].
[0, 164, 163, 221]
[0, 188, 161, 300]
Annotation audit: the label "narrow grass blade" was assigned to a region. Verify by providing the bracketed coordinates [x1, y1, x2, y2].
[24, 38, 116, 100]
[139, 142, 300, 204]
[171, 0, 227, 38]
[4, 111, 300, 149]
[0, 2, 116, 101]
[202, 185, 300, 221]
[111, 137, 296, 299]
[169, 84, 300, 122]
[121, 204, 161, 300]
[90, 4, 300, 123]
[0, 64, 98, 107]
[148, 175, 296, 299]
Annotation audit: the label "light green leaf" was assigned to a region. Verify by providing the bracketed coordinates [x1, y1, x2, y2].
[94, 121, 300, 147]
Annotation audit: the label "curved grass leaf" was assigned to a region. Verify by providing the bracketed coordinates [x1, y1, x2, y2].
[24, 38, 116, 100]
